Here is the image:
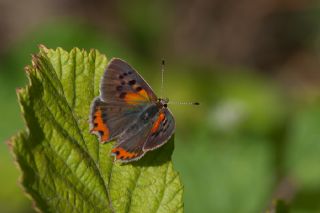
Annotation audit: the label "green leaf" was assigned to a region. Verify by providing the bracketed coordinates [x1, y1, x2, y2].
[9, 46, 183, 213]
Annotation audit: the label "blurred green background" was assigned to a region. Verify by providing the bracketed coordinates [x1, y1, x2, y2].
[1, 1, 320, 212]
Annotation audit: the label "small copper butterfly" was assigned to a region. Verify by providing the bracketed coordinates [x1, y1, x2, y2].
[89, 58, 198, 162]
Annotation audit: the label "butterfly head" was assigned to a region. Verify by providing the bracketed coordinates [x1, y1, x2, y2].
[157, 97, 169, 108]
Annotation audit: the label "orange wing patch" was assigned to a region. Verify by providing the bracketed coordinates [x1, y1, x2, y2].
[124, 89, 149, 104]
[90, 108, 110, 142]
[151, 112, 165, 133]
[112, 147, 138, 160]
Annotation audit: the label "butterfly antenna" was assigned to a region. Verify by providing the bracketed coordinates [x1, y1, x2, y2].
[160, 59, 200, 106]
[160, 59, 165, 98]
[168, 101, 200, 106]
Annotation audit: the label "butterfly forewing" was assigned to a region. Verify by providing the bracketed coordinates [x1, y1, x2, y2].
[90, 58, 158, 143]
[100, 58, 157, 105]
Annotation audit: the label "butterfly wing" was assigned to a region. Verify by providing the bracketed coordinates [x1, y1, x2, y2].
[90, 58, 157, 142]
[111, 119, 153, 162]
[143, 108, 175, 151]
[90, 97, 145, 142]
[100, 58, 157, 105]
[111, 107, 175, 162]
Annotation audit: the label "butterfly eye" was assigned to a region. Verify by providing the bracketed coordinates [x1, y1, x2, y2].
[164, 104, 167, 108]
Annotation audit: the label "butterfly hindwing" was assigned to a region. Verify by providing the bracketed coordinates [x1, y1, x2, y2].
[143, 108, 175, 151]
[111, 107, 155, 162]
[90, 97, 143, 143]
[90, 97, 110, 142]
[111, 106, 175, 162]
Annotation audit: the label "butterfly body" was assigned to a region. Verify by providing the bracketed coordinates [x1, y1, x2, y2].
[90, 58, 175, 162]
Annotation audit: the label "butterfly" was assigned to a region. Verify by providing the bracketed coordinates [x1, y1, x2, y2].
[89, 58, 175, 162]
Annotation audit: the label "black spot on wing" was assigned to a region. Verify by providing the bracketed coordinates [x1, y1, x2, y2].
[98, 130, 104, 136]
[128, 80, 136, 85]
[116, 85, 123, 91]
[119, 92, 126, 99]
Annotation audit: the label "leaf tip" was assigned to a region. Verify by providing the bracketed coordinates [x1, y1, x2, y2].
[24, 65, 32, 74]
[38, 44, 49, 53]
[31, 54, 39, 67]
[31, 54, 45, 71]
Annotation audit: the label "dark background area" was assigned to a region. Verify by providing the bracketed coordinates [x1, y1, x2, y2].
[1, 0, 320, 212]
